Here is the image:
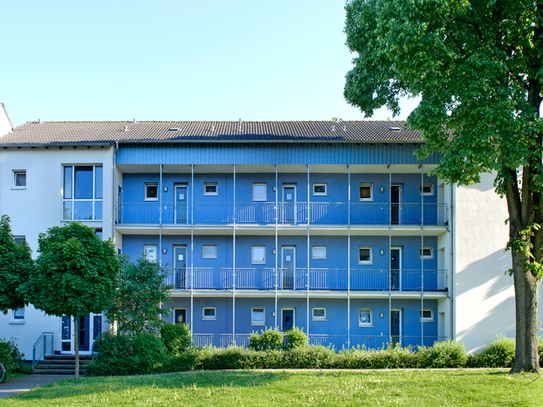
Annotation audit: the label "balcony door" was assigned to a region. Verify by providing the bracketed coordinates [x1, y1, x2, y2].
[174, 246, 187, 289]
[282, 185, 296, 223]
[391, 309, 402, 346]
[391, 247, 401, 290]
[175, 184, 188, 224]
[391, 185, 402, 225]
[282, 246, 296, 289]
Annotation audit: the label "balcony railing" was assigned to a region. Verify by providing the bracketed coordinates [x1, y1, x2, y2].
[167, 267, 448, 292]
[116, 202, 448, 226]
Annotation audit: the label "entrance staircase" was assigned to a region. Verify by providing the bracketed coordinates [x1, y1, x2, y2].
[33, 354, 93, 375]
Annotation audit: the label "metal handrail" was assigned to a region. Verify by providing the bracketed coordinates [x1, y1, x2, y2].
[32, 332, 54, 370]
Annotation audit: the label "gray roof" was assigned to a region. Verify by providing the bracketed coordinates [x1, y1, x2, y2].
[0, 120, 424, 146]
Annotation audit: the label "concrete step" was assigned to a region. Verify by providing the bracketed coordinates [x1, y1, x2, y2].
[34, 355, 92, 375]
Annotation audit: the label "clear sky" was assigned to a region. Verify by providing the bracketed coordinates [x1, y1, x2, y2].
[0, 1, 418, 128]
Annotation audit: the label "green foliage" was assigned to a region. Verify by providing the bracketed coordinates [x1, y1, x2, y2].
[104, 255, 171, 335]
[160, 323, 192, 355]
[86, 330, 167, 376]
[467, 337, 516, 368]
[248, 327, 284, 351]
[0, 338, 31, 378]
[417, 340, 467, 368]
[284, 327, 307, 350]
[0, 215, 34, 313]
[283, 346, 338, 369]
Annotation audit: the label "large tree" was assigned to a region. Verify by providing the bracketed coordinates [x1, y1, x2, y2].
[345, 0, 543, 373]
[0, 215, 34, 314]
[104, 255, 171, 335]
[21, 222, 119, 378]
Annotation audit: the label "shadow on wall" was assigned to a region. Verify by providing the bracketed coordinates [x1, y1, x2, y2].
[456, 248, 518, 353]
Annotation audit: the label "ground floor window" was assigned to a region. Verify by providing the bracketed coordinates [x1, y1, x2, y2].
[359, 308, 373, 327]
[252, 307, 265, 325]
[312, 307, 326, 321]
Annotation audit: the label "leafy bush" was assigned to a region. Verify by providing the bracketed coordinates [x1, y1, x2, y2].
[467, 337, 515, 368]
[160, 323, 192, 355]
[284, 327, 308, 350]
[248, 327, 284, 351]
[0, 338, 30, 378]
[284, 346, 339, 368]
[417, 340, 467, 368]
[86, 331, 167, 376]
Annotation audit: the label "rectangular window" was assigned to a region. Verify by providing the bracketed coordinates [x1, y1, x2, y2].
[359, 246, 373, 264]
[359, 183, 373, 201]
[63, 165, 103, 220]
[203, 307, 216, 320]
[252, 307, 265, 325]
[145, 183, 158, 200]
[253, 183, 267, 201]
[312, 307, 326, 321]
[203, 245, 217, 259]
[313, 183, 327, 196]
[11, 308, 25, 323]
[420, 309, 434, 321]
[312, 246, 326, 259]
[13, 170, 26, 188]
[13, 236, 25, 245]
[420, 183, 434, 196]
[420, 246, 434, 259]
[252, 246, 266, 264]
[144, 245, 158, 263]
[359, 309, 373, 327]
[204, 183, 218, 196]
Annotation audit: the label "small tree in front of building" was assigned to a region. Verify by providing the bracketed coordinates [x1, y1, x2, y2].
[21, 222, 119, 379]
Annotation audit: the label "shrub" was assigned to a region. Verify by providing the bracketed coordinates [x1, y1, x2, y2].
[86, 331, 167, 376]
[283, 346, 339, 368]
[160, 323, 192, 355]
[249, 327, 284, 351]
[467, 337, 515, 368]
[202, 346, 249, 370]
[417, 340, 467, 368]
[0, 338, 30, 378]
[364, 345, 417, 369]
[284, 327, 308, 350]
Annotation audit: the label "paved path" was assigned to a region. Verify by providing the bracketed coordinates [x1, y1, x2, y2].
[0, 375, 72, 399]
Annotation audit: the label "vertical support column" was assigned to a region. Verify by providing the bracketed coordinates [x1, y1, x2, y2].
[190, 164, 194, 339]
[306, 164, 310, 341]
[274, 164, 278, 329]
[233, 164, 236, 344]
[420, 164, 424, 346]
[347, 164, 351, 349]
[159, 164, 163, 265]
[388, 164, 392, 346]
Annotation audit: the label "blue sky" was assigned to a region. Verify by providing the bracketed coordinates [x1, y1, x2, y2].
[1, 1, 418, 127]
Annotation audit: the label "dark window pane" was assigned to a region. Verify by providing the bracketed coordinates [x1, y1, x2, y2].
[64, 166, 72, 199]
[95, 166, 103, 199]
[146, 184, 158, 199]
[74, 166, 93, 199]
[15, 172, 26, 187]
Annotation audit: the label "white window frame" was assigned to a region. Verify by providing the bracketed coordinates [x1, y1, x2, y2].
[359, 183, 373, 201]
[358, 246, 373, 265]
[313, 183, 327, 196]
[252, 183, 267, 201]
[312, 307, 327, 321]
[420, 309, 434, 322]
[14, 236, 26, 245]
[312, 246, 326, 259]
[251, 307, 266, 325]
[203, 245, 218, 259]
[359, 308, 373, 327]
[12, 170, 26, 189]
[204, 182, 218, 196]
[144, 245, 158, 263]
[10, 308, 25, 324]
[62, 165, 103, 221]
[252, 246, 266, 264]
[145, 183, 159, 201]
[420, 246, 434, 259]
[202, 307, 217, 320]
[420, 183, 434, 196]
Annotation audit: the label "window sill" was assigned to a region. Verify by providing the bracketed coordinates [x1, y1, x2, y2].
[358, 324, 373, 328]
[11, 187, 26, 190]
[358, 262, 374, 266]
[312, 318, 327, 322]
[144, 198, 159, 202]
[9, 321, 25, 325]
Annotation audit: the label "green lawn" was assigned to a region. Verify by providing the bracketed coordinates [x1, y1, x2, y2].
[1, 369, 542, 406]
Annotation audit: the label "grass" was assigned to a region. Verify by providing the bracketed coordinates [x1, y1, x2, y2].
[1, 369, 542, 406]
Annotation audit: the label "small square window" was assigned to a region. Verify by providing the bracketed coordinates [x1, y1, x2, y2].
[420, 246, 434, 259]
[203, 307, 216, 320]
[14, 236, 26, 246]
[252, 246, 266, 264]
[144, 245, 158, 263]
[13, 170, 26, 188]
[312, 246, 326, 259]
[312, 307, 326, 321]
[359, 309, 373, 326]
[253, 183, 267, 201]
[313, 183, 327, 196]
[145, 183, 158, 200]
[359, 183, 373, 201]
[252, 307, 265, 325]
[420, 309, 434, 321]
[203, 245, 217, 259]
[12, 308, 25, 323]
[359, 246, 373, 264]
[204, 183, 218, 196]
[420, 183, 434, 196]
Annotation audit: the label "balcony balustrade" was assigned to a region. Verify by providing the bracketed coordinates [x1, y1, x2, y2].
[116, 202, 448, 226]
[166, 267, 448, 292]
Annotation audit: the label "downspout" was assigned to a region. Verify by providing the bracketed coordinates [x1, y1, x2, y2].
[233, 164, 236, 344]
[112, 141, 118, 242]
[450, 184, 455, 340]
[420, 164, 424, 346]
[347, 164, 351, 348]
[159, 164, 163, 265]
[190, 165, 194, 340]
[388, 164, 392, 346]
[306, 164, 310, 342]
[275, 164, 278, 329]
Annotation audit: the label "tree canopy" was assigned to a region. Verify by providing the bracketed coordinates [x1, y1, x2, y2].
[0, 215, 34, 314]
[345, 0, 543, 373]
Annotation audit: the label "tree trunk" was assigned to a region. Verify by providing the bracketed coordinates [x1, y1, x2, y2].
[74, 315, 80, 379]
